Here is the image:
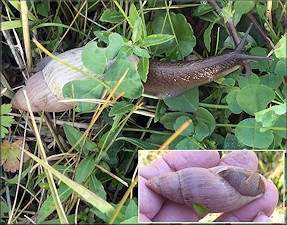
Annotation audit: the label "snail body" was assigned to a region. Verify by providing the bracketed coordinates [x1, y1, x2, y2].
[145, 52, 266, 99]
[12, 24, 271, 112]
[146, 165, 267, 213]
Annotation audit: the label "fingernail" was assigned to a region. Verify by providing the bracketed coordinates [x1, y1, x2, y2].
[257, 211, 265, 216]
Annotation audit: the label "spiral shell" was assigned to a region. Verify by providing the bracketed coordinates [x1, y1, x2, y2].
[11, 48, 139, 112]
[146, 165, 267, 213]
[11, 48, 96, 112]
[11, 71, 74, 112]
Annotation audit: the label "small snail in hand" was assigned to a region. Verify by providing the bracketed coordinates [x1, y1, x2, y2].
[146, 165, 267, 213]
[12, 23, 271, 112]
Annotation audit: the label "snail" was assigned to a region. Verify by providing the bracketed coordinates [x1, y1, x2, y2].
[12, 24, 272, 112]
[145, 165, 267, 213]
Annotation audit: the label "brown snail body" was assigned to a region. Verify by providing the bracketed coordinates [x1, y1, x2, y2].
[146, 165, 267, 213]
[11, 24, 271, 112]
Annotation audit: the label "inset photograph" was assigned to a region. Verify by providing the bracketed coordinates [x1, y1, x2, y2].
[138, 150, 284, 223]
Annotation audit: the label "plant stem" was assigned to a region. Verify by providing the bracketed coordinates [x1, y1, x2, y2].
[20, 0, 32, 72]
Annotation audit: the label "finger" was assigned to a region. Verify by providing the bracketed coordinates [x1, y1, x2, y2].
[219, 150, 258, 171]
[152, 200, 199, 222]
[139, 176, 163, 220]
[252, 212, 272, 222]
[140, 151, 220, 179]
[214, 180, 278, 222]
[139, 214, 152, 222]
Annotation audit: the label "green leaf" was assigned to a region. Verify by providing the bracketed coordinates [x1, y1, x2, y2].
[120, 216, 138, 224]
[124, 199, 138, 219]
[234, 1, 255, 15]
[104, 59, 143, 99]
[1, 104, 14, 138]
[139, 34, 174, 48]
[147, 133, 168, 147]
[226, 90, 242, 114]
[175, 137, 200, 150]
[192, 4, 214, 16]
[63, 80, 104, 112]
[274, 35, 286, 59]
[36, 1, 49, 17]
[89, 174, 107, 200]
[234, 118, 274, 148]
[129, 3, 139, 26]
[222, 77, 236, 86]
[151, 12, 196, 60]
[173, 116, 194, 136]
[133, 46, 150, 58]
[154, 100, 167, 123]
[260, 73, 283, 89]
[255, 103, 286, 127]
[100, 9, 124, 23]
[26, 152, 123, 223]
[233, 12, 242, 27]
[224, 134, 246, 150]
[256, 4, 266, 19]
[37, 184, 73, 223]
[204, 22, 215, 52]
[35, 166, 74, 187]
[82, 33, 124, 74]
[7, 1, 37, 21]
[109, 101, 134, 116]
[138, 57, 149, 82]
[94, 31, 109, 44]
[117, 46, 134, 59]
[273, 115, 287, 139]
[63, 124, 98, 154]
[106, 33, 125, 60]
[116, 137, 156, 150]
[195, 107, 216, 134]
[0, 201, 9, 218]
[160, 112, 191, 130]
[192, 202, 210, 214]
[82, 42, 107, 74]
[199, 11, 222, 24]
[1, 20, 22, 31]
[132, 17, 143, 43]
[5, 167, 30, 184]
[164, 88, 199, 113]
[274, 60, 286, 77]
[194, 122, 209, 141]
[238, 73, 260, 88]
[250, 47, 269, 71]
[237, 84, 275, 115]
[1, 103, 12, 114]
[75, 157, 95, 183]
[1, 115, 14, 128]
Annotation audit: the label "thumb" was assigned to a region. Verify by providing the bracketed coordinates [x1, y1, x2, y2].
[252, 211, 271, 222]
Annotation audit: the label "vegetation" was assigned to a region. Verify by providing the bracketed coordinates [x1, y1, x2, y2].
[1, 0, 286, 223]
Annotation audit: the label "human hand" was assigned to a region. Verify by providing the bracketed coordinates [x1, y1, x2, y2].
[139, 151, 278, 222]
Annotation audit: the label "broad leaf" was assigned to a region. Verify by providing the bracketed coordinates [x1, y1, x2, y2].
[1, 140, 29, 173]
[104, 59, 143, 99]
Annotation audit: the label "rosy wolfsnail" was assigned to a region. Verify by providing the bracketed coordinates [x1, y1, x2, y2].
[11, 24, 272, 112]
[145, 165, 267, 213]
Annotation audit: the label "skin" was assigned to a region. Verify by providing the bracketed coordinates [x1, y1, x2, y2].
[139, 151, 278, 222]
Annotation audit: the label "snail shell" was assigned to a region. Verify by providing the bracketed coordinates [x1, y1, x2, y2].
[11, 48, 139, 112]
[145, 165, 267, 213]
[11, 48, 95, 112]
